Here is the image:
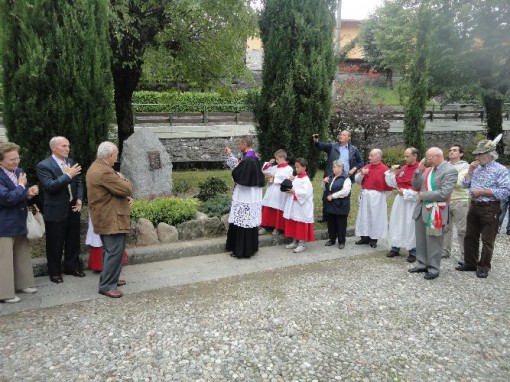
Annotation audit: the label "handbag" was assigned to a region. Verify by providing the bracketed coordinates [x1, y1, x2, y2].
[26, 205, 45, 240]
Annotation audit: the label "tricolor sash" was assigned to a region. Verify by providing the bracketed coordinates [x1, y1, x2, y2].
[424, 167, 448, 236]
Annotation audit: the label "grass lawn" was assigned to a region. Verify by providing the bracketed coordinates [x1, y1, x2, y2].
[173, 169, 396, 229]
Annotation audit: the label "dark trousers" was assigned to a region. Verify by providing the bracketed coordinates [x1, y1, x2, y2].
[464, 202, 500, 271]
[99, 233, 126, 291]
[44, 209, 81, 277]
[327, 214, 348, 244]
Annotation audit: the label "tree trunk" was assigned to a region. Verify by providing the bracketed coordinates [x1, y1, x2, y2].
[482, 93, 504, 156]
[112, 65, 142, 156]
[386, 69, 393, 90]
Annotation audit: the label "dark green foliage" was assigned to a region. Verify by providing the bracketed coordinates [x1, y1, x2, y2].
[131, 197, 199, 226]
[381, 146, 407, 167]
[402, 5, 431, 158]
[199, 194, 232, 217]
[1, 0, 112, 179]
[256, 0, 336, 179]
[197, 176, 229, 202]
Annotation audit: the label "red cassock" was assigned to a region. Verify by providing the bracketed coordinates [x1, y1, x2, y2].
[88, 247, 127, 271]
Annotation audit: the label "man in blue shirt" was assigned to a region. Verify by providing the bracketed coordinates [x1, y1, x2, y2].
[313, 130, 363, 222]
[456, 139, 510, 278]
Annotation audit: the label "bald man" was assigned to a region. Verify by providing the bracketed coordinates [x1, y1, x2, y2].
[409, 147, 457, 280]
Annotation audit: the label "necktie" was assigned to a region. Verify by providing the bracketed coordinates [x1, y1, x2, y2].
[61, 162, 73, 202]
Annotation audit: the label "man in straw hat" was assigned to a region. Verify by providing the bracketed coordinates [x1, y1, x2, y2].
[455, 136, 510, 278]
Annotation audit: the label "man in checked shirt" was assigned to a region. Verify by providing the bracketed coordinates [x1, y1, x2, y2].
[456, 138, 510, 278]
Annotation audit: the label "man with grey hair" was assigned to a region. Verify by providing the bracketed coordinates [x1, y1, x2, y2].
[87, 142, 133, 298]
[354, 148, 393, 248]
[409, 147, 457, 280]
[456, 138, 510, 278]
[36, 136, 84, 283]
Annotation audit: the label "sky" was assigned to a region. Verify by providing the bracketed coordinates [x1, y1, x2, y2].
[341, 0, 385, 20]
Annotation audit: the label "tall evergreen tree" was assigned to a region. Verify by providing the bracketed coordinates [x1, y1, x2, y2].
[256, 0, 336, 178]
[1, 0, 112, 178]
[402, 4, 431, 158]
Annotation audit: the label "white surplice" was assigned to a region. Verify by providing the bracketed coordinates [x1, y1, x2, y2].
[228, 185, 263, 228]
[261, 163, 293, 211]
[354, 188, 389, 239]
[283, 176, 314, 223]
[385, 171, 419, 249]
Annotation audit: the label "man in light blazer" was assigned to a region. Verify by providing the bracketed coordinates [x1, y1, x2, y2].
[36, 136, 84, 283]
[409, 147, 457, 280]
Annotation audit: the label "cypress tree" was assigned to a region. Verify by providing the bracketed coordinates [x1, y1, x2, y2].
[1, 0, 112, 178]
[402, 5, 431, 158]
[256, 0, 336, 178]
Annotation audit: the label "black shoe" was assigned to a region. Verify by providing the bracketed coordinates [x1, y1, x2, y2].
[455, 264, 477, 271]
[369, 239, 377, 248]
[406, 255, 417, 263]
[356, 238, 370, 245]
[325, 240, 334, 246]
[64, 270, 86, 277]
[476, 269, 489, 278]
[458, 261, 465, 266]
[338, 243, 345, 249]
[408, 267, 427, 273]
[229, 253, 237, 258]
[50, 276, 63, 284]
[424, 272, 439, 280]
[386, 250, 400, 258]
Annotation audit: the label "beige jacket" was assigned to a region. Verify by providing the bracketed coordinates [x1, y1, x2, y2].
[86, 159, 133, 235]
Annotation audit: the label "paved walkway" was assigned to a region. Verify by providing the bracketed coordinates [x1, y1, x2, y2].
[1, 235, 509, 381]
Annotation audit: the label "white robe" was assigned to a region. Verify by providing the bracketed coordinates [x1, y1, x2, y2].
[354, 173, 389, 239]
[283, 176, 314, 223]
[228, 185, 263, 228]
[261, 163, 293, 211]
[385, 171, 419, 249]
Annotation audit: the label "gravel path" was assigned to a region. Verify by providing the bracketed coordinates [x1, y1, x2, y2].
[1, 235, 509, 381]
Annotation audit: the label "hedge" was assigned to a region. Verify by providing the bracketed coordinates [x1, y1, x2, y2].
[132, 90, 259, 113]
[131, 197, 199, 226]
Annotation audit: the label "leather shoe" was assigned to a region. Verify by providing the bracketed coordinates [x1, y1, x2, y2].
[476, 269, 489, 278]
[387, 250, 400, 258]
[64, 270, 86, 277]
[355, 238, 370, 245]
[338, 243, 345, 249]
[117, 279, 126, 287]
[325, 240, 334, 246]
[99, 289, 123, 298]
[424, 272, 439, 280]
[455, 264, 476, 271]
[50, 276, 63, 284]
[406, 255, 416, 263]
[369, 239, 377, 248]
[408, 267, 427, 273]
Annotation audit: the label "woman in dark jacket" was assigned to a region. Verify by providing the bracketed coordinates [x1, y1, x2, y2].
[0, 142, 39, 303]
[322, 160, 352, 249]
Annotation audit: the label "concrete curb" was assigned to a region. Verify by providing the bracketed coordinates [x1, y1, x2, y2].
[31, 228, 354, 277]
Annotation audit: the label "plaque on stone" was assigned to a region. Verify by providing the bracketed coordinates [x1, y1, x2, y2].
[121, 128, 173, 199]
[147, 151, 161, 170]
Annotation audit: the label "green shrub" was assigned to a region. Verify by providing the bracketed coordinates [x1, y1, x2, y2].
[131, 197, 199, 226]
[132, 90, 254, 112]
[197, 176, 229, 201]
[382, 146, 407, 167]
[199, 194, 232, 217]
[173, 179, 192, 195]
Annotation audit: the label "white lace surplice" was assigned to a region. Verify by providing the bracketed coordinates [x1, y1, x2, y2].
[228, 185, 263, 228]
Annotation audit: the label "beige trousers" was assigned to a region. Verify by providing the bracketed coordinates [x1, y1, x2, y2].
[0, 236, 35, 300]
[442, 200, 468, 259]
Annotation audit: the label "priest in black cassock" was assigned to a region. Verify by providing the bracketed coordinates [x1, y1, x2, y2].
[224, 136, 265, 258]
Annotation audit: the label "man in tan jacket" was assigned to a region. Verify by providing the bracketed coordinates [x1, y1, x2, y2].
[86, 142, 133, 298]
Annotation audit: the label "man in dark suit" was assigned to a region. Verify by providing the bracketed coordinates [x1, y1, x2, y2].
[409, 147, 457, 280]
[36, 136, 84, 283]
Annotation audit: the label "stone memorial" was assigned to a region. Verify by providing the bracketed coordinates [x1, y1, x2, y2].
[121, 128, 173, 199]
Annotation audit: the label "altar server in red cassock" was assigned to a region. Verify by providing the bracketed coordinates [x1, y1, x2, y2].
[354, 149, 393, 248]
[385, 147, 420, 262]
[261, 149, 293, 235]
[283, 158, 315, 253]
